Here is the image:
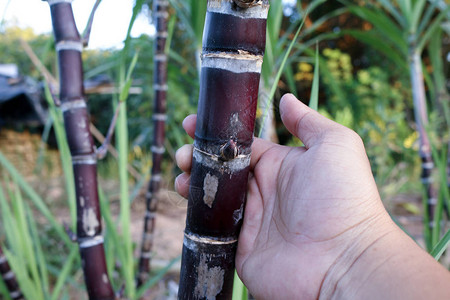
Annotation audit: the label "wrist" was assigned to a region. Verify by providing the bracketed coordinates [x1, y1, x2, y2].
[318, 212, 398, 299]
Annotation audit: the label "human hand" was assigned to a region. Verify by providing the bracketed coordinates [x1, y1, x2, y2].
[175, 94, 433, 299]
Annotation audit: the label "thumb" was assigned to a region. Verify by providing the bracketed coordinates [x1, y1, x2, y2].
[279, 94, 344, 148]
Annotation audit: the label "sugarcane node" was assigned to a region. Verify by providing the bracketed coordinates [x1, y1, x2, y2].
[233, 0, 259, 9]
[219, 139, 239, 161]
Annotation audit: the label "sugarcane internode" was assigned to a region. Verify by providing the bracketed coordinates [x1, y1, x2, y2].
[137, 0, 170, 286]
[47, 1, 115, 299]
[178, 1, 269, 299]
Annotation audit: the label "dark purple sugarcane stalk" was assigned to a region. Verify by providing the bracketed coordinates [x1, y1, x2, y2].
[409, 49, 437, 233]
[0, 246, 23, 300]
[137, 0, 169, 286]
[46, 1, 115, 299]
[178, 1, 269, 299]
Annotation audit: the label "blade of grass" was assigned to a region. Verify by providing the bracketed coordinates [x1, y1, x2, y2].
[431, 228, 450, 260]
[44, 82, 76, 229]
[0, 276, 12, 300]
[376, 0, 406, 26]
[50, 246, 78, 300]
[3, 248, 38, 300]
[309, 44, 319, 111]
[416, 0, 439, 37]
[135, 256, 181, 299]
[0, 152, 71, 246]
[417, 5, 450, 52]
[342, 29, 408, 70]
[344, 3, 408, 54]
[12, 186, 44, 300]
[257, 14, 306, 137]
[26, 203, 50, 299]
[411, 0, 427, 32]
[232, 272, 247, 300]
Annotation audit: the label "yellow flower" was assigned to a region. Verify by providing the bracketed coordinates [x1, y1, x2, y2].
[403, 131, 419, 149]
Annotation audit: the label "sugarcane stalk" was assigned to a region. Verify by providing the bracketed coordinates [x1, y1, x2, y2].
[137, 0, 169, 286]
[46, 1, 115, 299]
[178, 1, 269, 299]
[409, 48, 437, 234]
[0, 246, 23, 300]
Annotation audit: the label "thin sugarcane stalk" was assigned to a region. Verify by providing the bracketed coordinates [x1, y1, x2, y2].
[0, 246, 23, 300]
[409, 48, 438, 236]
[178, 1, 269, 298]
[46, 1, 115, 299]
[137, 0, 169, 286]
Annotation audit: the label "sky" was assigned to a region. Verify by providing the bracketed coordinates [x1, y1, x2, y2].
[1, 0, 155, 49]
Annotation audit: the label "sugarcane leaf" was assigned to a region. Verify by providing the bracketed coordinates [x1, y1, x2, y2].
[0, 152, 71, 246]
[50, 246, 77, 300]
[3, 248, 37, 300]
[267, 0, 283, 51]
[309, 45, 320, 111]
[165, 13, 177, 55]
[376, 0, 406, 26]
[124, 0, 146, 51]
[232, 271, 248, 300]
[345, 4, 408, 54]
[0, 183, 19, 254]
[12, 185, 44, 299]
[411, 0, 427, 31]
[428, 27, 445, 92]
[283, 64, 298, 98]
[26, 203, 50, 298]
[258, 13, 306, 137]
[431, 228, 450, 260]
[168, 0, 196, 44]
[190, 0, 207, 47]
[301, 7, 348, 38]
[135, 255, 181, 298]
[44, 82, 76, 229]
[342, 29, 408, 69]
[398, 0, 412, 24]
[417, 5, 450, 52]
[0, 276, 12, 300]
[119, 51, 139, 102]
[98, 186, 122, 290]
[416, 0, 440, 38]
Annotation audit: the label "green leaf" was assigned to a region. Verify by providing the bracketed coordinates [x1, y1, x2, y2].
[135, 256, 182, 298]
[309, 45, 320, 111]
[416, 0, 440, 38]
[417, 5, 450, 52]
[411, 0, 427, 32]
[258, 13, 306, 137]
[0, 152, 71, 246]
[50, 246, 78, 300]
[0, 275, 12, 300]
[119, 51, 140, 102]
[232, 272, 248, 300]
[27, 204, 50, 298]
[431, 228, 450, 260]
[398, 0, 412, 25]
[376, 0, 406, 26]
[44, 82, 76, 229]
[342, 29, 408, 70]
[345, 4, 408, 54]
[190, 0, 207, 47]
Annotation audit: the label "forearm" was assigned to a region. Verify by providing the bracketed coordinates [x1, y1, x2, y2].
[324, 222, 450, 299]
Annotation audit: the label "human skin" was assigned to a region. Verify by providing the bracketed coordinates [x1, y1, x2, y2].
[175, 94, 450, 299]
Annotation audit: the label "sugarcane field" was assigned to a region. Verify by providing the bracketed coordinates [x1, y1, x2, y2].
[0, 0, 450, 299]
